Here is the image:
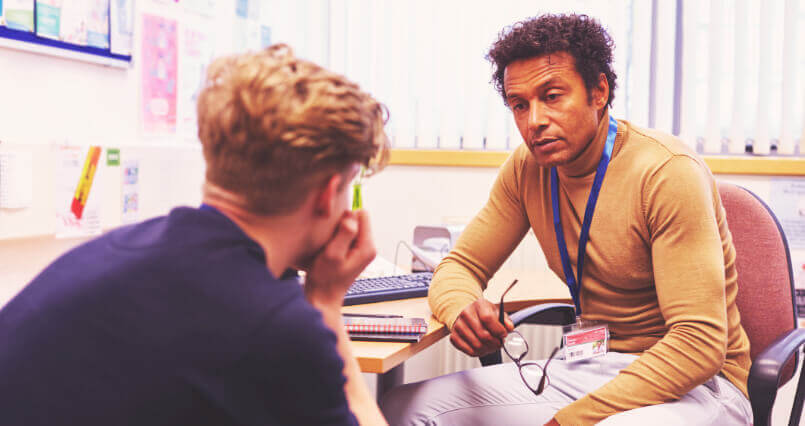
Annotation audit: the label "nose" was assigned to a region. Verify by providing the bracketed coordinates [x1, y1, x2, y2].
[527, 101, 549, 133]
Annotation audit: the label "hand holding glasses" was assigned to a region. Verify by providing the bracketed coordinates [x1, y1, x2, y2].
[499, 279, 559, 395]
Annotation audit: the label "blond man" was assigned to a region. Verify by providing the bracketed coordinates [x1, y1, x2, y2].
[0, 45, 388, 425]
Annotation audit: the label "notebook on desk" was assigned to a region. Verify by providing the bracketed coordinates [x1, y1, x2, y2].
[343, 315, 428, 342]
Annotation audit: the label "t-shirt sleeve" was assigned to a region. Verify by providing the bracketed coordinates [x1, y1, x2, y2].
[554, 155, 729, 425]
[203, 294, 358, 426]
[429, 147, 531, 328]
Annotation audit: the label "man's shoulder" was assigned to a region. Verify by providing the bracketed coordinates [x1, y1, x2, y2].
[619, 120, 708, 173]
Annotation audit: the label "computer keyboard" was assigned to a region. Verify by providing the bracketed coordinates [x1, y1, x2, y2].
[343, 272, 433, 306]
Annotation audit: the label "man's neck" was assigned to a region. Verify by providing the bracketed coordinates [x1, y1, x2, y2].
[202, 190, 306, 278]
[557, 108, 610, 178]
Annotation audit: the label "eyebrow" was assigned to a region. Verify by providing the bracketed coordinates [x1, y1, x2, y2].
[506, 76, 567, 101]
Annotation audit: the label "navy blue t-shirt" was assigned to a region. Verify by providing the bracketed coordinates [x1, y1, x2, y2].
[0, 206, 358, 426]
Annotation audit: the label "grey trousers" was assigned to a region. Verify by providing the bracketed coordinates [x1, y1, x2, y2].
[380, 352, 752, 425]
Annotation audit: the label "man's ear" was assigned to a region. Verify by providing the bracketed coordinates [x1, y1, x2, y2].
[592, 72, 609, 110]
[312, 174, 343, 217]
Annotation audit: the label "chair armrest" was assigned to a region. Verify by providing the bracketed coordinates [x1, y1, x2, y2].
[510, 303, 576, 327]
[748, 328, 805, 426]
[479, 303, 576, 367]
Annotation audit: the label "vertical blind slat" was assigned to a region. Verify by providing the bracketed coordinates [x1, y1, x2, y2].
[680, 0, 699, 149]
[704, 0, 723, 153]
[728, 1, 748, 154]
[779, 0, 798, 154]
[754, 0, 773, 155]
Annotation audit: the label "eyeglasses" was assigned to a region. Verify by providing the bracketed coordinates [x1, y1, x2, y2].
[499, 279, 559, 395]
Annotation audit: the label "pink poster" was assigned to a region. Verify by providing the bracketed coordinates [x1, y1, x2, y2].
[141, 14, 178, 134]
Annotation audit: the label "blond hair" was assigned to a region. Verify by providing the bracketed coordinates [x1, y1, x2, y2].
[197, 44, 389, 215]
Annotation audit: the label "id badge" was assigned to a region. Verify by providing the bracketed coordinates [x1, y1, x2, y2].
[562, 318, 609, 363]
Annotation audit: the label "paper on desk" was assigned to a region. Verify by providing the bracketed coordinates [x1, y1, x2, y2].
[359, 256, 407, 279]
[0, 151, 33, 209]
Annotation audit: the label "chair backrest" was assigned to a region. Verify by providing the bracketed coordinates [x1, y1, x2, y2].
[718, 182, 798, 384]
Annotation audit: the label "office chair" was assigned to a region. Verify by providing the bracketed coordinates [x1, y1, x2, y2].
[479, 182, 804, 426]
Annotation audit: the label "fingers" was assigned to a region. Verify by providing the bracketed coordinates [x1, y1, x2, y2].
[350, 209, 376, 268]
[475, 300, 509, 339]
[323, 212, 359, 260]
[502, 312, 515, 332]
[452, 318, 484, 354]
[449, 300, 509, 356]
[449, 331, 476, 356]
[450, 326, 502, 357]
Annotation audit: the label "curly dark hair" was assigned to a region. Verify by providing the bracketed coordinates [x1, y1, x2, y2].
[487, 14, 617, 108]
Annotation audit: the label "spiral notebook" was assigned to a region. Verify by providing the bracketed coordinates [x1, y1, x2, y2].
[343, 315, 428, 342]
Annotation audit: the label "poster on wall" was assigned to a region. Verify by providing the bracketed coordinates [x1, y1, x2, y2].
[55, 144, 103, 238]
[141, 14, 178, 134]
[769, 178, 805, 249]
[110, 0, 134, 56]
[0, 0, 4, 27]
[60, 0, 88, 45]
[178, 26, 213, 140]
[4, 0, 34, 32]
[35, 0, 61, 39]
[86, 0, 109, 49]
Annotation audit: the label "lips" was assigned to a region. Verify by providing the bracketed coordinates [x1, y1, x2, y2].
[529, 138, 560, 150]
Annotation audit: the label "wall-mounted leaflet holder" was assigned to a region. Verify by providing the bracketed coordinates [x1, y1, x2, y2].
[0, 150, 34, 210]
[411, 225, 465, 272]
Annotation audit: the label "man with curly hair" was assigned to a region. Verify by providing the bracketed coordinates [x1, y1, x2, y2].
[381, 14, 752, 425]
[0, 45, 389, 425]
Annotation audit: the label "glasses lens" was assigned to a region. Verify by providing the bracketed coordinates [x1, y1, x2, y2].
[519, 362, 549, 394]
[503, 331, 528, 361]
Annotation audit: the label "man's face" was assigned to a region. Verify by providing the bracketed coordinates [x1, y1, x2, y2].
[504, 52, 607, 168]
[296, 165, 360, 270]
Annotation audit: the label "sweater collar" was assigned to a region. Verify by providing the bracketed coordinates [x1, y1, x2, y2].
[556, 108, 611, 179]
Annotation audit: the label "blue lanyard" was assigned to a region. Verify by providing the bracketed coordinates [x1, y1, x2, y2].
[550, 115, 618, 316]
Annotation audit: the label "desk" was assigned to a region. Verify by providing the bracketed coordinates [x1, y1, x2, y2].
[343, 270, 572, 398]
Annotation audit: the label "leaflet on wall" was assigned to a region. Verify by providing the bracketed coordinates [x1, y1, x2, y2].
[235, 0, 248, 18]
[260, 25, 270, 48]
[86, 0, 109, 49]
[60, 0, 88, 46]
[4, 0, 34, 32]
[110, 0, 133, 56]
[55, 144, 102, 238]
[233, 17, 260, 51]
[769, 178, 805, 249]
[178, 25, 213, 140]
[184, 0, 215, 16]
[121, 159, 139, 225]
[0, 151, 33, 209]
[35, 0, 61, 39]
[141, 14, 178, 134]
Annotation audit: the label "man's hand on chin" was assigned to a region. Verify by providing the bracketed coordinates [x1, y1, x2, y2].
[303, 210, 376, 310]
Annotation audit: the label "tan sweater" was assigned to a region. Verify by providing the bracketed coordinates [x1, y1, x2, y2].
[428, 110, 751, 425]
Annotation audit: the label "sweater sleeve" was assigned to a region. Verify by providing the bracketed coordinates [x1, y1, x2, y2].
[554, 155, 728, 425]
[428, 148, 531, 328]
